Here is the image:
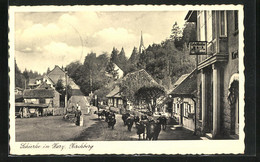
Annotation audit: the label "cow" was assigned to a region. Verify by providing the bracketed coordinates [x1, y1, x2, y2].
[133, 115, 140, 127]
[125, 116, 134, 131]
[122, 113, 130, 126]
[136, 121, 146, 140]
[104, 111, 110, 122]
[157, 115, 167, 130]
[94, 110, 106, 119]
[107, 114, 116, 129]
[146, 120, 161, 140]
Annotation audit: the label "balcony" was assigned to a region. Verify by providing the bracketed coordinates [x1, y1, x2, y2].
[198, 37, 228, 70]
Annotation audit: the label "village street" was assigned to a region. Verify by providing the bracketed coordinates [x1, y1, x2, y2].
[16, 111, 201, 141]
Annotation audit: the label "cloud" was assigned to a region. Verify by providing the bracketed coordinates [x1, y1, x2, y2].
[14, 11, 187, 73]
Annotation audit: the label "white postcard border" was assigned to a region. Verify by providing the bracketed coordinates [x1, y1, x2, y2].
[9, 5, 245, 155]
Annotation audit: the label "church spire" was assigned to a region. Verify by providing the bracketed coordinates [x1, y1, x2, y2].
[139, 31, 145, 54]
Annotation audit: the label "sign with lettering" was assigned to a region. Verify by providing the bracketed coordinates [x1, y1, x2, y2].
[189, 41, 207, 55]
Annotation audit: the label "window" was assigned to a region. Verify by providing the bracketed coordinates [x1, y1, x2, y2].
[183, 102, 190, 117]
[219, 11, 227, 36]
[234, 10, 238, 32]
[39, 98, 45, 104]
[197, 11, 206, 41]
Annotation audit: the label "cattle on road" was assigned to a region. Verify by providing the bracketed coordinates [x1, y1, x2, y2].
[146, 120, 161, 140]
[122, 113, 130, 126]
[157, 116, 167, 130]
[126, 116, 134, 131]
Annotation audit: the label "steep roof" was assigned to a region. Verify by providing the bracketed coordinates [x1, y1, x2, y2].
[173, 74, 189, 87]
[23, 89, 57, 98]
[47, 65, 80, 89]
[121, 69, 164, 101]
[106, 86, 121, 98]
[36, 81, 53, 89]
[123, 69, 160, 87]
[43, 75, 55, 85]
[46, 65, 66, 84]
[169, 69, 197, 98]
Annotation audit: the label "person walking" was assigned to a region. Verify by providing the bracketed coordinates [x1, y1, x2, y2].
[75, 104, 82, 126]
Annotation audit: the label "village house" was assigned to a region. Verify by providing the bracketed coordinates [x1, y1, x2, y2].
[46, 65, 84, 96]
[106, 85, 127, 110]
[23, 84, 60, 108]
[121, 69, 164, 112]
[185, 10, 239, 139]
[169, 69, 197, 131]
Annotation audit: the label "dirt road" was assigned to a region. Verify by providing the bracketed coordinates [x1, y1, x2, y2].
[16, 112, 200, 141]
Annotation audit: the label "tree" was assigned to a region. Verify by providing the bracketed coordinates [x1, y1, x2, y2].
[134, 86, 165, 112]
[129, 47, 139, 65]
[55, 79, 72, 101]
[105, 61, 118, 80]
[170, 22, 182, 40]
[182, 22, 197, 48]
[22, 69, 29, 88]
[117, 47, 127, 70]
[170, 22, 184, 50]
[15, 60, 24, 88]
[110, 47, 119, 65]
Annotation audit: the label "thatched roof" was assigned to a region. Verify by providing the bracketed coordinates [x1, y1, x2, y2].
[169, 69, 197, 98]
[122, 69, 161, 87]
[121, 69, 164, 101]
[23, 89, 57, 98]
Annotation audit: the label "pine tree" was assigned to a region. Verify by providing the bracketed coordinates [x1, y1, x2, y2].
[15, 60, 24, 88]
[129, 47, 139, 64]
[110, 47, 119, 65]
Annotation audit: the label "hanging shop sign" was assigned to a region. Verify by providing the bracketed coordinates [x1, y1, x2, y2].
[189, 41, 207, 55]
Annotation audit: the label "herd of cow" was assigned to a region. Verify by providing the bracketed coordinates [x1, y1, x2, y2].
[94, 110, 116, 129]
[94, 109, 167, 140]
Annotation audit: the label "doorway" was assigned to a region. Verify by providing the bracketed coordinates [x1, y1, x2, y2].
[229, 80, 239, 135]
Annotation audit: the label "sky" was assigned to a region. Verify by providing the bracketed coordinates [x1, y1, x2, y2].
[14, 11, 187, 74]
